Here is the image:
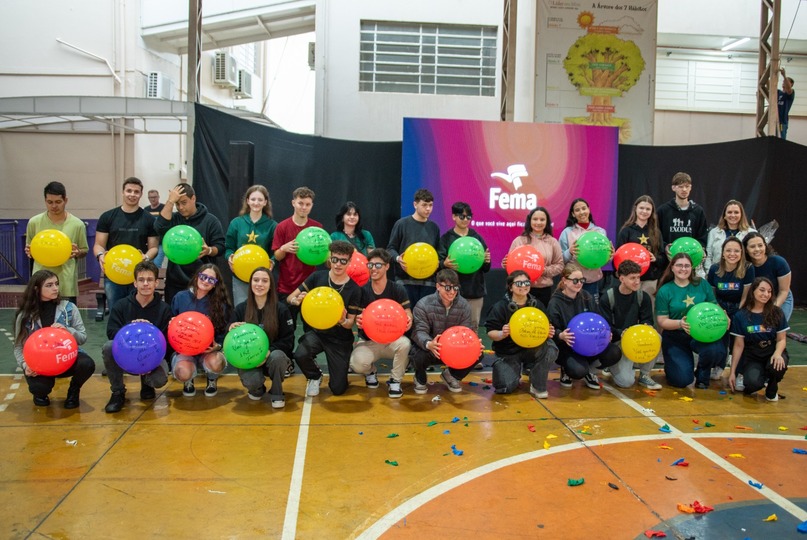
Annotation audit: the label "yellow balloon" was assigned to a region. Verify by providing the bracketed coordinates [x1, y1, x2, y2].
[621, 324, 661, 364]
[30, 229, 72, 267]
[402, 242, 439, 279]
[508, 307, 550, 348]
[232, 245, 272, 282]
[301, 286, 345, 330]
[103, 244, 144, 285]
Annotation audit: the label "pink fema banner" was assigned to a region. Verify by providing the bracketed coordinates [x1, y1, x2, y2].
[401, 118, 619, 268]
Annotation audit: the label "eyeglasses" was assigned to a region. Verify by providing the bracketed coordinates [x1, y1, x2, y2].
[568, 277, 587, 285]
[198, 274, 219, 285]
[513, 280, 531, 287]
[438, 284, 461, 292]
[673, 264, 692, 269]
[330, 256, 349, 265]
[455, 214, 472, 220]
[366, 262, 385, 270]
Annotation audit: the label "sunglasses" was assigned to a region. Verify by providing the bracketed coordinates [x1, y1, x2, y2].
[198, 274, 219, 285]
[513, 280, 531, 287]
[455, 214, 472, 221]
[330, 256, 349, 265]
[568, 277, 587, 285]
[438, 284, 461, 292]
[366, 262, 385, 270]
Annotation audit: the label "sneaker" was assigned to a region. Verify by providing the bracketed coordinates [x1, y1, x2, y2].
[271, 398, 286, 409]
[104, 391, 125, 413]
[638, 374, 662, 390]
[387, 378, 403, 398]
[183, 380, 196, 397]
[559, 370, 573, 389]
[140, 384, 156, 400]
[204, 378, 218, 397]
[63, 388, 80, 409]
[441, 369, 462, 393]
[734, 374, 745, 392]
[248, 386, 266, 401]
[365, 372, 379, 389]
[529, 386, 549, 399]
[695, 382, 709, 389]
[474, 362, 484, 370]
[306, 377, 322, 397]
[284, 361, 295, 378]
[414, 378, 428, 395]
[710, 367, 723, 380]
[765, 394, 779, 402]
[33, 395, 50, 407]
[584, 373, 601, 390]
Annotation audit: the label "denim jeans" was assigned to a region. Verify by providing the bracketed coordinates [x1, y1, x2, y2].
[661, 330, 727, 388]
[238, 349, 290, 398]
[104, 279, 134, 309]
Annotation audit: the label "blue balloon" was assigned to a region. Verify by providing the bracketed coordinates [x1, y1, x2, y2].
[568, 312, 611, 357]
[112, 322, 167, 375]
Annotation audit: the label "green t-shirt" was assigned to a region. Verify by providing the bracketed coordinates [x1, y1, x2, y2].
[26, 212, 89, 297]
[655, 278, 716, 320]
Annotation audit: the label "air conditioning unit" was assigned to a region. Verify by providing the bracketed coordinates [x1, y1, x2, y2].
[146, 71, 174, 99]
[234, 69, 253, 99]
[213, 51, 238, 88]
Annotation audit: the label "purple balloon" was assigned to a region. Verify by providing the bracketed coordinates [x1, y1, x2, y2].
[112, 322, 167, 375]
[568, 312, 611, 357]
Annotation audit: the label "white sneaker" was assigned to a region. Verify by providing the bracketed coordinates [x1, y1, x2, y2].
[306, 377, 322, 397]
[638, 374, 662, 390]
[414, 379, 428, 395]
[365, 372, 379, 388]
[710, 367, 723, 380]
[734, 374, 745, 392]
[271, 398, 285, 409]
[529, 386, 548, 399]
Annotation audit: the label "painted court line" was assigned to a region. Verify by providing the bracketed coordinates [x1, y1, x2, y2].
[281, 395, 313, 540]
[603, 383, 807, 522]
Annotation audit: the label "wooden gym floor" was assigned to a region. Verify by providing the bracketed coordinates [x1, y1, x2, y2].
[2, 308, 807, 539]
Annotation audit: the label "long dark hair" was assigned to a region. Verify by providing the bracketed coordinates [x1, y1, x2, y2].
[566, 198, 595, 228]
[244, 267, 280, 341]
[335, 201, 365, 235]
[743, 231, 774, 262]
[520, 207, 553, 239]
[188, 263, 232, 334]
[657, 253, 700, 290]
[15, 270, 59, 347]
[742, 277, 783, 329]
[621, 195, 660, 254]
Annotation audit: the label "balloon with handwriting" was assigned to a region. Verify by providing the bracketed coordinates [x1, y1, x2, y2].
[30, 229, 72, 267]
[168, 311, 214, 356]
[112, 322, 166, 374]
[687, 303, 728, 343]
[163, 225, 204, 265]
[576, 231, 612, 270]
[437, 326, 480, 369]
[402, 243, 439, 279]
[296, 227, 332, 266]
[448, 236, 485, 274]
[223, 323, 269, 370]
[509, 307, 550, 348]
[568, 313, 611, 357]
[621, 325, 661, 364]
[362, 299, 407, 344]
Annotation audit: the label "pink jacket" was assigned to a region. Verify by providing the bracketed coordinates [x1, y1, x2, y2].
[508, 233, 564, 289]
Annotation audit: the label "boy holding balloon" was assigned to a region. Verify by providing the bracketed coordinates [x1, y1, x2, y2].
[102, 261, 172, 413]
[26, 181, 89, 303]
[656, 173, 708, 264]
[599, 260, 662, 390]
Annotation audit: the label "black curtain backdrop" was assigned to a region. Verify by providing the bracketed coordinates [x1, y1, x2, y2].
[193, 104, 807, 307]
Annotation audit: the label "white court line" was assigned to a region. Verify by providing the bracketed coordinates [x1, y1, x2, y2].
[281, 395, 313, 540]
[603, 382, 807, 522]
[4, 393, 15, 401]
[0, 404, 6, 412]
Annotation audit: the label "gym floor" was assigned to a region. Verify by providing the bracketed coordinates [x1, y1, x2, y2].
[2, 306, 807, 539]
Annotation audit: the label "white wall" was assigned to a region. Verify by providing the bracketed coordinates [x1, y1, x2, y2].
[316, 0, 502, 141]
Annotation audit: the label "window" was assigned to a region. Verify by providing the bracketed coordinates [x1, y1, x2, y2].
[232, 43, 261, 76]
[360, 21, 497, 96]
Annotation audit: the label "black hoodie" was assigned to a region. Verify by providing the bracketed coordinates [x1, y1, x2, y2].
[107, 292, 173, 358]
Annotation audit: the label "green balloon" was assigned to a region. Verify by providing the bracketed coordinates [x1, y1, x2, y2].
[296, 227, 332, 266]
[686, 302, 727, 343]
[670, 237, 704, 268]
[223, 323, 270, 370]
[448, 236, 485, 274]
[575, 231, 611, 269]
[163, 225, 204, 265]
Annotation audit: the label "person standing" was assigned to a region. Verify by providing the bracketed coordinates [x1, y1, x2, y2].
[387, 189, 441, 307]
[705, 200, 755, 271]
[506, 207, 564, 307]
[656, 172, 708, 260]
[559, 198, 613, 298]
[147, 189, 166, 268]
[225, 185, 277, 307]
[617, 195, 664, 297]
[331, 201, 375, 256]
[93, 177, 159, 308]
[25, 181, 89, 304]
[153, 183, 225, 304]
[778, 68, 795, 140]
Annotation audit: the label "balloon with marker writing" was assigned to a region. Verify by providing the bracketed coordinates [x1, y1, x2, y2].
[23, 327, 78, 376]
[505, 245, 545, 282]
[30, 229, 72, 267]
[103, 244, 143, 285]
[168, 311, 214, 356]
[163, 225, 204, 265]
[448, 236, 485, 274]
[686, 303, 728, 343]
[509, 307, 550, 348]
[112, 322, 166, 374]
[402, 243, 439, 279]
[223, 323, 269, 370]
[575, 231, 612, 270]
[613, 243, 651, 276]
[437, 326, 480, 369]
[362, 299, 407, 344]
[568, 313, 611, 357]
[621, 324, 661, 364]
[296, 227, 331, 266]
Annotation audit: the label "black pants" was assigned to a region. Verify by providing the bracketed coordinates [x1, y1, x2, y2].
[741, 344, 788, 398]
[26, 351, 96, 398]
[556, 341, 621, 379]
[294, 331, 353, 395]
[411, 346, 477, 385]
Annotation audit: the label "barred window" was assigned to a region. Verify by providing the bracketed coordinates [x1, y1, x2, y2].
[232, 42, 261, 76]
[359, 21, 497, 96]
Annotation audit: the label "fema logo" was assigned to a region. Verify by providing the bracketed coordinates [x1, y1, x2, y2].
[489, 164, 538, 210]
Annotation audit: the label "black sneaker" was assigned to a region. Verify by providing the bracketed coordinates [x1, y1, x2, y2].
[284, 361, 295, 378]
[33, 395, 50, 407]
[365, 372, 379, 389]
[559, 370, 573, 389]
[104, 391, 125, 413]
[183, 380, 196, 397]
[140, 384, 156, 400]
[387, 378, 403, 398]
[204, 378, 218, 397]
[584, 373, 601, 390]
[63, 388, 80, 409]
[248, 385, 266, 401]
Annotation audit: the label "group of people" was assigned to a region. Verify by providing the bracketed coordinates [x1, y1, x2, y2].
[16, 172, 793, 411]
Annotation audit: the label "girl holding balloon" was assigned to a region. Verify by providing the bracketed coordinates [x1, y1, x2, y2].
[743, 232, 793, 323]
[485, 270, 558, 398]
[655, 253, 728, 389]
[14, 270, 96, 408]
[331, 201, 375, 256]
[559, 198, 613, 298]
[728, 277, 789, 401]
[507, 207, 564, 307]
[547, 263, 621, 390]
[229, 266, 295, 408]
[170, 264, 232, 398]
[225, 185, 277, 307]
[617, 195, 664, 296]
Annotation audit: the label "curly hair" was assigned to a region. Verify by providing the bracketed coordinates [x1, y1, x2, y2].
[187, 264, 232, 334]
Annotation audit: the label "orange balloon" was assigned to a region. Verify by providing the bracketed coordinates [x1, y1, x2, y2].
[168, 311, 214, 356]
[23, 327, 78, 376]
[347, 252, 370, 286]
[437, 326, 480, 369]
[362, 299, 407, 344]
[505, 245, 545, 282]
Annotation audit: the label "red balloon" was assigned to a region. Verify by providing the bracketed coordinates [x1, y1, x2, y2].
[505, 245, 545, 282]
[23, 327, 78, 376]
[168, 311, 214, 356]
[436, 326, 480, 369]
[613, 243, 651, 276]
[362, 299, 407, 344]
[347, 251, 370, 286]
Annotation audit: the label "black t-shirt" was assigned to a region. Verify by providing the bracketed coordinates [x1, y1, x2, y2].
[148, 204, 165, 217]
[299, 270, 362, 342]
[358, 279, 411, 340]
[97, 207, 156, 252]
